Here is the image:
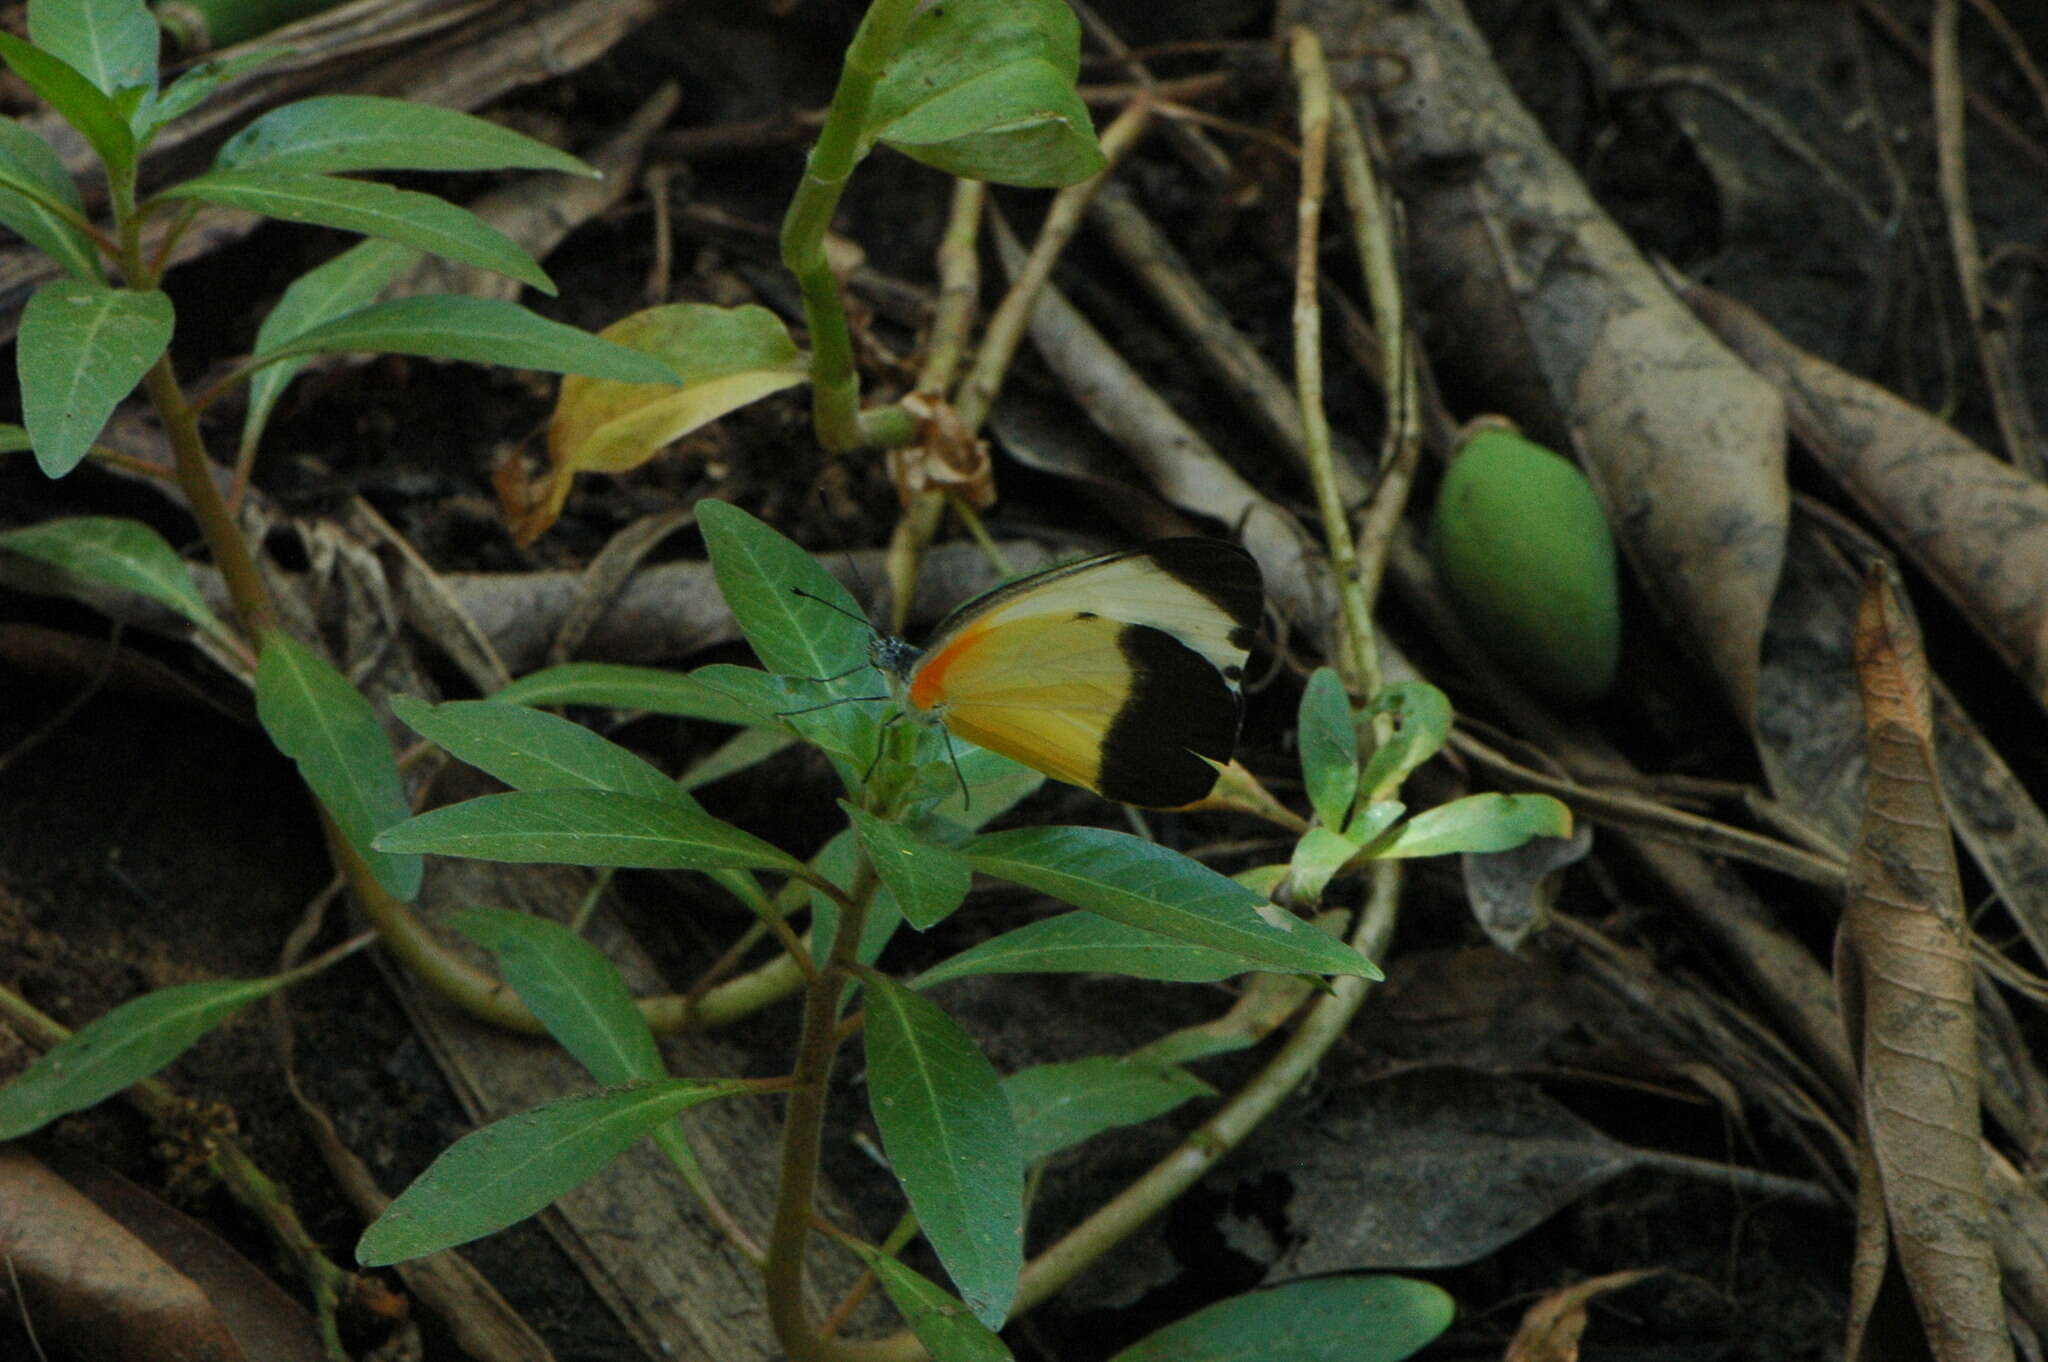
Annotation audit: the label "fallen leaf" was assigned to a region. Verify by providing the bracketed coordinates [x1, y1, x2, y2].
[1505, 1269, 1656, 1362]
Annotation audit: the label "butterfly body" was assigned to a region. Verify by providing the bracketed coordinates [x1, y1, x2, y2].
[870, 540, 1262, 808]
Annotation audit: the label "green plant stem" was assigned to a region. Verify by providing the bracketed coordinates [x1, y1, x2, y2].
[916, 177, 987, 397]
[764, 855, 880, 1361]
[780, 0, 924, 453]
[1286, 28, 1378, 698]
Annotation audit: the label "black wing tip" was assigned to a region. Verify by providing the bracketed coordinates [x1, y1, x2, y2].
[1145, 540, 1264, 632]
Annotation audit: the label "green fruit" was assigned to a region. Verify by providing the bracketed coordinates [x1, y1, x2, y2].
[1428, 429, 1620, 704]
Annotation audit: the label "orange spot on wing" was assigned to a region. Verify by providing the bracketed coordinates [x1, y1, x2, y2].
[908, 621, 988, 712]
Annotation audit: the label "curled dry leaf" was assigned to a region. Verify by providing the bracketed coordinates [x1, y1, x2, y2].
[500, 303, 807, 544]
[1685, 279, 2048, 721]
[1327, 0, 1789, 716]
[888, 391, 995, 508]
[1839, 566, 2009, 1362]
[1504, 1269, 1656, 1362]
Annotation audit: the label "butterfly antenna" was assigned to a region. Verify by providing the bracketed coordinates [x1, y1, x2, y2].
[790, 585, 877, 633]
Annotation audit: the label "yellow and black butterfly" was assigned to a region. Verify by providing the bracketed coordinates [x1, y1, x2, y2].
[861, 540, 1263, 809]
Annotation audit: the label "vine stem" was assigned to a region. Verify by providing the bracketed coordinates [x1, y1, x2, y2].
[764, 855, 881, 1361]
[781, 0, 925, 453]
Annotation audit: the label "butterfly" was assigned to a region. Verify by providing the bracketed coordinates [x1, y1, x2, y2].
[862, 540, 1263, 809]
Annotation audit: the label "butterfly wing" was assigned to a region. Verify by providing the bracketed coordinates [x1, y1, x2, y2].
[906, 542, 1261, 807]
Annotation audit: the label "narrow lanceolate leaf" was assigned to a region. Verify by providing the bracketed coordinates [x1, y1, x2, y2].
[254, 296, 679, 384]
[1839, 565, 2002, 1362]
[375, 788, 805, 877]
[160, 171, 553, 294]
[28, 0, 156, 97]
[845, 804, 972, 931]
[149, 48, 291, 132]
[19, 280, 172, 477]
[452, 907, 662, 1086]
[392, 697, 684, 805]
[0, 977, 290, 1139]
[837, 1237, 1015, 1362]
[1367, 793, 1570, 860]
[1298, 667, 1358, 831]
[0, 34, 135, 178]
[356, 1080, 745, 1265]
[911, 912, 1250, 988]
[0, 516, 228, 640]
[966, 827, 1380, 979]
[255, 635, 422, 900]
[493, 661, 767, 725]
[863, 975, 1022, 1328]
[242, 238, 419, 457]
[1109, 1276, 1455, 1362]
[0, 118, 99, 280]
[1004, 1057, 1213, 1163]
[215, 95, 594, 176]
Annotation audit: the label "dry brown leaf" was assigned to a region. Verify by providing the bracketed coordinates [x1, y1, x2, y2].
[1839, 566, 2010, 1362]
[1504, 1269, 1656, 1362]
[1317, 0, 1789, 717]
[1685, 279, 2048, 720]
[0, 1146, 252, 1362]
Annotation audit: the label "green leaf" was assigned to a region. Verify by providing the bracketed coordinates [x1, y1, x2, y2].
[215, 95, 593, 176]
[252, 295, 679, 383]
[356, 1079, 744, 1265]
[1004, 1057, 1213, 1163]
[966, 827, 1380, 980]
[394, 696, 766, 910]
[913, 745, 1044, 833]
[451, 907, 662, 1085]
[28, 0, 156, 97]
[836, 1237, 1015, 1362]
[698, 499, 871, 681]
[1369, 793, 1572, 860]
[494, 661, 770, 726]
[1298, 667, 1358, 831]
[0, 516, 228, 640]
[1109, 1276, 1454, 1362]
[375, 788, 805, 877]
[683, 664, 879, 771]
[19, 280, 172, 477]
[867, 0, 1103, 188]
[1357, 682, 1452, 802]
[160, 170, 553, 294]
[0, 976, 290, 1139]
[1285, 826, 1363, 905]
[846, 804, 972, 930]
[863, 974, 1022, 1328]
[148, 48, 291, 132]
[0, 33, 135, 179]
[911, 912, 1250, 988]
[256, 635, 422, 900]
[0, 118, 99, 280]
[0, 423, 31, 452]
[393, 696, 683, 804]
[242, 238, 420, 458]
[698, 499, 881, 774]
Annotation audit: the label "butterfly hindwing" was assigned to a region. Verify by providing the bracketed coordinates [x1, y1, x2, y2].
[902, 541, 1261, 807]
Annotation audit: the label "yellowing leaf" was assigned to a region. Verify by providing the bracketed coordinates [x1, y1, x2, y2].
[513, 304, 805, 543]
